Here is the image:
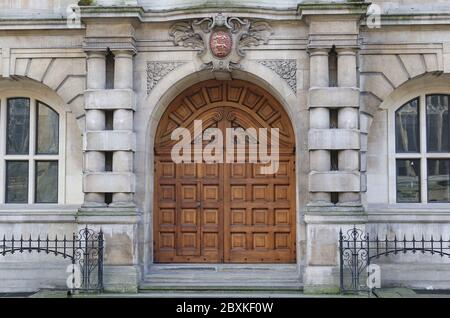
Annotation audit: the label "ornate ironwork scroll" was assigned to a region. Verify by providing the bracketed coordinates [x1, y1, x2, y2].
[0, 226, 104, 293]
[339, 226, 450, 294]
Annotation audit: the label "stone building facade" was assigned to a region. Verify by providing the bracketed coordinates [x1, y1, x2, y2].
[1, 0, 450, 293]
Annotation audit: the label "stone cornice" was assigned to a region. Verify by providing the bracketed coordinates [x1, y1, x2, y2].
[363, 14, 450, 26]
[79, 5, 300, 22]
[0, 19, 86, 30]
[298, 1, 370, 17]
[3, 5, 450, 30]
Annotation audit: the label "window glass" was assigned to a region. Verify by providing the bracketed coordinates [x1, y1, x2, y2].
[35, 161, 58, 203]
[6, 98, 30, 154]
[5, 161, 29, 203]
[426, 95, 449, 152]
[36, 102, 59, 154]
[395, 98, 420, 153]
[396, 159, 420, 203]
[2, 98, 60, 204]
[428, 159, 450, 202]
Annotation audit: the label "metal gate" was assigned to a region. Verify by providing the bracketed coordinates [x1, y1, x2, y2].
[339, 226, 450, 294]
[1, 226, 103, 293]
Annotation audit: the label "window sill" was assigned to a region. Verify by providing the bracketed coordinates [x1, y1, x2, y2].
[367, 203, 450, 223]
[0, 205, 79, 223]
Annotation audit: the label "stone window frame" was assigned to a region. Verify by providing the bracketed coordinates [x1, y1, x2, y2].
[0, 93, 65, 205]
[388, 91, 450, 205]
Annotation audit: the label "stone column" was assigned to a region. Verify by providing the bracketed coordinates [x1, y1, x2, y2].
[337, 48, 360, 204]
[112, 50, 135, 206]
[84, 51, 106, 206]
[301, 3, 369, 294]
[309, 48, 331, 204]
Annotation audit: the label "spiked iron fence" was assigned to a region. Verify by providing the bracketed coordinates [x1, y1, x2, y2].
[0, 226, 103, 293]
[339, 226, 450, 294]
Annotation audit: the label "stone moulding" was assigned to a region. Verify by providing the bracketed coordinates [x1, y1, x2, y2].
[146, 61, 186, 95]
[256, 59, 297, 93]
[82, 37, 137, 53]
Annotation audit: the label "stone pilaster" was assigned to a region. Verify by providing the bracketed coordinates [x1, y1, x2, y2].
[111, 50, 135, 207]
[337, 48, 360, 205]
[299, 1, 370, 294]
[80, 19, 139, 293]
[82, 48, 136, 209]
[307, 47, 362, 210]
[309, 48, 331, 205]
[84, 51, 106, 207]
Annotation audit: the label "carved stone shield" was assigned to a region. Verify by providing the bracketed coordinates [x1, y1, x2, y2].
[169, 14, 273, 71]
[209, 30, 232, 58]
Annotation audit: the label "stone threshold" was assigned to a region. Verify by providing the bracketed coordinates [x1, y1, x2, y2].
[141, 264, 302, 291]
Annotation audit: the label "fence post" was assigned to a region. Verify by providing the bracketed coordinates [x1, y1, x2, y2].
[72, 232, 76, 295]
[98, 229, 104, 292]
[352, 226, 358, 291]
[339, 228, 343, 293]
[83, 226, 89, 291]
[366, 232, 370, 296]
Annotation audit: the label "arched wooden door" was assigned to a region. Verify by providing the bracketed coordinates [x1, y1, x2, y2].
[154, 80, 296, 263]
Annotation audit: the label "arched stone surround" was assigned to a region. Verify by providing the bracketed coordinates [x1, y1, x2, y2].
[135, 59, 308, 283]
[360, 48, 444, 200]
[365, 73, 450, 206]
[4, 54, 87, 132]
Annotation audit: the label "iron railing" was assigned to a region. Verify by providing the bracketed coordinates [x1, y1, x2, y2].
[0, 226, 103, 293]
[339, 226, 450, 294]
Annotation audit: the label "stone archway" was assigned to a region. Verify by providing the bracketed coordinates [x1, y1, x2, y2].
[153, 79, 296, 263]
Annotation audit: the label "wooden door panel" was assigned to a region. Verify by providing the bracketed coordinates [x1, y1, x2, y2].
[230, 163, 246, 178]
[154, 80, 296, 263]
[224, 155, 296, 263]
[155, 157, 295, 262]
[155, 162, 222, 262]
[199, 162, 223, 262]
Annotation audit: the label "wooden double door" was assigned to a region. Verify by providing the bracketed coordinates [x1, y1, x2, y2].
[153, 80, 296, 263]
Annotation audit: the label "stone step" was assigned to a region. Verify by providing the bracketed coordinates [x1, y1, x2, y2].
[145, 272, 300, 279]
[136, 290, 304, 298]
[142, 277, 302, 291]
[142, 264, 302, 291]
[139, 283, 303, 292]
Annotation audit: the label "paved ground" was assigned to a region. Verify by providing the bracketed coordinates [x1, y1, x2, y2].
[74, 291, 369, 298]
[2, 288, 450, 298]
[1, 289, 367, 298]
[374, 288, 450, 298]
[0, 292, 35, 298]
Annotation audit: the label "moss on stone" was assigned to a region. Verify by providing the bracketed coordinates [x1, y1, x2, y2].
[303, 284, 341, 295]
[78, 0, 94, 6]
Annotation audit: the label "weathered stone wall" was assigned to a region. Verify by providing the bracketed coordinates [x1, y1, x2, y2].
[0, 0, 77, 17]
[1, 0, 450, 293]
[361, 14, 450, 290]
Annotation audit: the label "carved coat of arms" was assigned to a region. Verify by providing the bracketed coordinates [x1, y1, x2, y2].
[210, 30, 232, 58]
[169, 13, 273, 71]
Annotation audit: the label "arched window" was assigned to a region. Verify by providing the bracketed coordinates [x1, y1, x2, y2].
[0, 97, 60, 204]
[393, 94, 450, 203]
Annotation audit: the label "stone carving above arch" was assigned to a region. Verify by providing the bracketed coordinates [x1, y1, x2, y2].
[5, 53, 87, 132]
[256, 59, 297, 93]
[146, 61, 187, 95]
[169, 13, 273, 72]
